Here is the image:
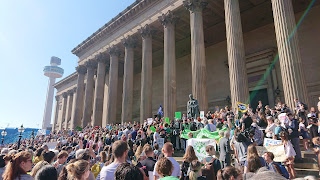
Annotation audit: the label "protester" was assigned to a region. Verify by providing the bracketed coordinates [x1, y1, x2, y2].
[218, 131, 231, 168]
[100, 140, 129, 180]
[279, 131, 296, 179]
[30, 161, 49, 177]
[66, 159, 90, 180]
[155, 157, 178, 180]
[187, 160, 205, 180]
[181, 146, 198, 179]
[2, 151, 34, 180]
[34, 165, 58, 180]
[217, 166, 243, 180]
[244, 144, 267, 173]
[114, 163, 144, 180]
[202, 145, 221, 175]
[312, 137, 320, 176]
[263, 152, 289, 179]
[153, 143, 180, 180]
[137, 144, 156, 174]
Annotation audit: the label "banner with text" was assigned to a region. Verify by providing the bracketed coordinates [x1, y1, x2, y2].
[186, 138, 216, 161]
[181, 128, 227, 140]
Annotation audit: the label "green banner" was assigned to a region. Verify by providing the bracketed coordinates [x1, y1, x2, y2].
[180, 127, 227, 140]
[175, 112, 181, 119]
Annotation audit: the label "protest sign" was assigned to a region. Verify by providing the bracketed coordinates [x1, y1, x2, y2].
[200, 111, 204, 119]
[158, 138, 164, 149]
[181, 128, 226, 140]
[150, 126, 156, 132]
[165, 117, 170, 124]
[147, 118, 153, 125]
[175, 112, 181, 119]
[263, 138, 282, 147]
[186, 138, 216, 161]
[265, 144, 286, 162]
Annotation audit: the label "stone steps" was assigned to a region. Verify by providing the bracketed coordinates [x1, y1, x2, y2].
[295, 168, 319, 177]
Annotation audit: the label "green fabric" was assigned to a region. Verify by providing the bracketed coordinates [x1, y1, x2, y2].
[180, 127, 227, 140]
[182, 123, 189, 130]
[150, 126, 156, 132]
[75, 126, 83, 131]
[160, 176, 179, 180]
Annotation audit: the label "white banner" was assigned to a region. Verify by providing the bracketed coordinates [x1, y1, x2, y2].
[263, 138, 282, 147]
[186, 138, 216, 161]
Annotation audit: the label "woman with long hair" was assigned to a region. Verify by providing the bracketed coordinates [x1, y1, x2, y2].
[188, 160, 205, 180]
[66, 160, 90, 180]
[99, 151, 107, 168]
[279, 131, 296, 179]
[30, 161, 49, 177]
[181, 146, 198, 180]
[244, 144, 267, 173]
[2, 151, 34, 180]
[33, 148, 44, 164]
[217, 167, 242, 180]
[257, 111, 267, 128]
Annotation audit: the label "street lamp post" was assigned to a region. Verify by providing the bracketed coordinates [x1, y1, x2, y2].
[17, 125, 25, 149]
[1, 130, 7, 144]
[31, 129, 35, 146]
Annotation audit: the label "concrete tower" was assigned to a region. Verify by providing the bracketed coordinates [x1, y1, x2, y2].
[42, 57, 64, 130]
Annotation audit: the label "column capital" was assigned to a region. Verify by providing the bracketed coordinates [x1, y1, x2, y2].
[107, 46, 121, 57]
[86, 59, 97, 70]
[96, 52, 109, 64]
[67, 89, 74, 96]
[139, 24, 156, 39]
[55, 95, 60, 101]
[122, 36, 137, 49]
[76, 65, 87, 74]
[72, 87, 77, 93]
[159, 11, 179, 28]
[183, 0, 208, 13]
[62, 92, 68, 98]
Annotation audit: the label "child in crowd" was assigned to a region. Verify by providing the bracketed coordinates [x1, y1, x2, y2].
[299, 118, 310, 151]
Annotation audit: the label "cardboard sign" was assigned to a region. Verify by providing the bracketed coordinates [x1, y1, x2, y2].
[263, 138, 282, 147]
[158, 138, 165, 150]
[165, 117, 170, 124]
[265, 144, 287, 162]
[175, 112, 182, 119]
[200, 111, 205, 119]
[186, 138, 216, 161]
[147, 118, 153, 125]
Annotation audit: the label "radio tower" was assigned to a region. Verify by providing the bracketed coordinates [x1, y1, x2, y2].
[42, 57, 64, 130]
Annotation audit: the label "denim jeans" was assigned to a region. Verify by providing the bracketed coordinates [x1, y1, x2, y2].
[291, 137, 302, 160]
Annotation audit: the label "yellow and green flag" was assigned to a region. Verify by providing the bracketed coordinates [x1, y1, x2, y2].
[237, 102, 248, 113]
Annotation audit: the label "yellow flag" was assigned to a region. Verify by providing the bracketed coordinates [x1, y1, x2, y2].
[237, 102, 248, 113]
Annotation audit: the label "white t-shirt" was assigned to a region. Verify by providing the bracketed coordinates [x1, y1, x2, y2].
[99, 162, 120, 180]
[153, 157, 181, 178]
[154, 132, 160, 143]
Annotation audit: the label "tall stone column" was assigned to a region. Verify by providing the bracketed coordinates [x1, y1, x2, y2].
[183, 0, 208, 112]
[139, 25, 154, 124]
[159, 11, 178, 121]
[59, 92, 68, 131]
[82, 60, 97, 127]
[121, 37, 136, 124]
[106, 46, 120, 125]
[271, 0, 309, 109]
[71, 65, 87, 129]
[52, 96, 60, 132]
[224, 0, 249, 109]
[102, 71, 109, 127]
[64, 89, 74, 130]
[93, 53, 107, 127]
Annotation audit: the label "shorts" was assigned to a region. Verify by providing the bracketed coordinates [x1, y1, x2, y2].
[301, 131, 309, 139]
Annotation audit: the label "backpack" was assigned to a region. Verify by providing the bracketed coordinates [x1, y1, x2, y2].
[271, 162, 289, 179]
[190, 122, 197, 131]
[201, 157, 217, 180]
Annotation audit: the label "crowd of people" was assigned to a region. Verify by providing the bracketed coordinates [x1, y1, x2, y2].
[0, 97, 320, 180]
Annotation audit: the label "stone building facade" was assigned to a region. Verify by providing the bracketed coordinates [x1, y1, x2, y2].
[52, 0, 320, 131]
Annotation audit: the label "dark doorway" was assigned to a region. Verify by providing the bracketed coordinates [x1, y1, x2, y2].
[249, 88, 269, 113]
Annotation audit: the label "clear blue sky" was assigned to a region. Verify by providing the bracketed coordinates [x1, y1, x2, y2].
[0, 0, 135, 129]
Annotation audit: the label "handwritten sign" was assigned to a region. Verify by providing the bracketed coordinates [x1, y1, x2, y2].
[147, 118, 153, 125]
[158, 138, 165, 150]
[200, 111, 205, 119]
[265, 144, 286, 162]
[263, 138, 282, 147]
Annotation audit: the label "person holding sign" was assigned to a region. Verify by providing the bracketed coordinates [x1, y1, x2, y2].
[279, 131, 296, 179]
